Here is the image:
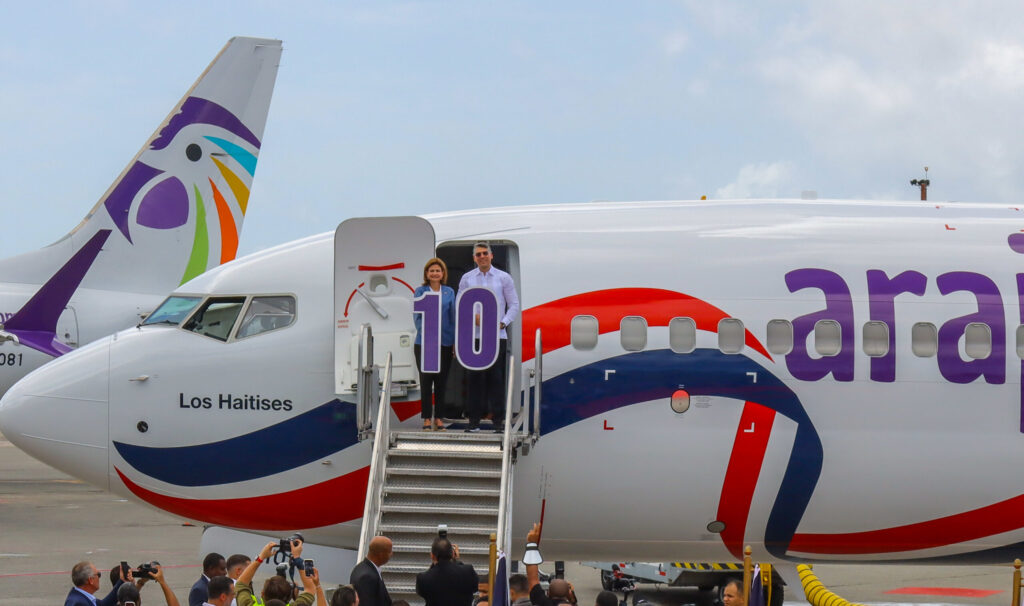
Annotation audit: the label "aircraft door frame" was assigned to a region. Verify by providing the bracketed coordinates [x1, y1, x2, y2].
[334, 217, 436, 395]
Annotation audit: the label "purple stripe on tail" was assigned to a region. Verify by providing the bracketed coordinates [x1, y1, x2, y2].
[4, 230, 112, 357]
[151, 97, 261, 151]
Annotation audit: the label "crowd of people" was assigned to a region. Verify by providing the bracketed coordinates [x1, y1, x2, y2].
[63, 522, 687, 606]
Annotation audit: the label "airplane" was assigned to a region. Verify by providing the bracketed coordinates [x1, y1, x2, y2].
[5, 199, 1024, 581]
[0, 36, 282, 396]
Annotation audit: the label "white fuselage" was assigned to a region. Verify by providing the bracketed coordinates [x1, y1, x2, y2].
[4, 199, 1024, 564]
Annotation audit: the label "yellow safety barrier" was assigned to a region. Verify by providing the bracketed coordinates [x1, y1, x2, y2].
[1012, 558, 1023, 606]
[797, 564, 868, 606]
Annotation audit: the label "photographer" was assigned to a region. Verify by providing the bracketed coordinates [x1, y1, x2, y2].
[524, 523, 577, 606]
[236, 540, 317, 606]
[415, 537, 478, 606]
[66, 561, 126, 606]
[109, 563, 181, 606]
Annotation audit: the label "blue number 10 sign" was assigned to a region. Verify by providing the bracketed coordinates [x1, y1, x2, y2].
[413, 287, 501, 372]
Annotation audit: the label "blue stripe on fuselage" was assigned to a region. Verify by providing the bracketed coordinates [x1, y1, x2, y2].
[541, 348, 822, 557]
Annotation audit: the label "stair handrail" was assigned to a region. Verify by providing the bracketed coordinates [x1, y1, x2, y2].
[356, 323, 376, 440]
[532, 328, 542, 441]
[357, 351, 393, 561]
[496, 353, 517, 555]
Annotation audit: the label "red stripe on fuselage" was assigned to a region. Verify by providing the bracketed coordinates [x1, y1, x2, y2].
[115, 466, 369, 531]
[717, 402, 776, 559]
[521, 288, 772, 362]
[790, 491, 1024, 554]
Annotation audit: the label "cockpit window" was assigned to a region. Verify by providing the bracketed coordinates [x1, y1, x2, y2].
[182, 297, 246, 342]
[236, 296, 297, 339]
[142, 296, 202, 326]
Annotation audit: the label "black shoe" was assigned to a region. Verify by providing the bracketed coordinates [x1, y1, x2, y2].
[465, 425, 480, 433]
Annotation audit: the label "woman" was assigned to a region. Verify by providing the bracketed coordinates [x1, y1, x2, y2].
[414, 257, 456, 430]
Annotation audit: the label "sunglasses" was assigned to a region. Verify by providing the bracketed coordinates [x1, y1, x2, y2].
[474, 251, 490, 257]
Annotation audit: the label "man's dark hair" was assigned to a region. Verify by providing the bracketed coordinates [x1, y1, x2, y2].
[331, 585, 358, 606]
[208, 575, 233, 600]
[226, 554, 250, 572]
[266, 601, 287, 606]
[202, 552, 225, 574]
[109, 565, 121, 587]
[263, 576, 293, 601]
[117, 582, 142, 606]
[509, 573, 529, 594]
[596, 590, 618, 606]
[431, 536, 454, 561]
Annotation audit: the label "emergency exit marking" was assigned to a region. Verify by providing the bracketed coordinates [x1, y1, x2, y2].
[744, 423, 756, 433]
[604, 370, 616, 381]
[746, 372, 757, 383]
[603, 420, 614, 430]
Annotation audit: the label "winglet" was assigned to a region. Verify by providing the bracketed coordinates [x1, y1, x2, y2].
[3, 230, 112, 357]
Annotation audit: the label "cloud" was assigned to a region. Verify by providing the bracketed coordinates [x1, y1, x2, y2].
[714, 161, 796, 199]
[662, 31, 689, 56]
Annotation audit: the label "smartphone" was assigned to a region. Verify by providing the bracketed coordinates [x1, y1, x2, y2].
[120, 561, 130, 579]
[303, 558, 315, 577]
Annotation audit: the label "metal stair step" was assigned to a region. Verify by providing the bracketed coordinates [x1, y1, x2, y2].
[388, 448, 502, 459]
[380, 503, 499, 515]
[392, 542, 492, 555]
[386, 465, 502, 478]
[385, 485, 500, 497]
[379, 522, 498, 534]
[394, 430, 503, 443]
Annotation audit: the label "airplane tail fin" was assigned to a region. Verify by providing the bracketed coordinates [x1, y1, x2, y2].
[0, 36, 282, 295]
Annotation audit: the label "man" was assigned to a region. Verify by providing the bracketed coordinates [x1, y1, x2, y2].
[66, 561, 124, 606]
[509, 574, 531, 606]
[225, 555, 250, 582]
[458, 242, 520, 431]
[594, 591, 618, 606]
[722, 579, 745, 606]
[189, 553, 227, 606]
[205, 576, 235, 606]
[225, 555, 249, 606]
[350, 535, 393, 606]
[235, 540, 316, 606]
[415, 537, 478, 606]
[523, 523, 576, 606]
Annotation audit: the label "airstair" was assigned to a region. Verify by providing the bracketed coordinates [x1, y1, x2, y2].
[354, 329, 542, 606]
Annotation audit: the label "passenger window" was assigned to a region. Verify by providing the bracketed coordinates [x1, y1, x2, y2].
[862, 321, 889, 357]
[183, 297, 246, 342]
[814, 320, 841, 356]
[1018, 325, 1024, 359]
[236, 296, 297, 339]
[571, 315, 599, 350]
[669, 317, 696, 353]
[912, 322, 938, 357]
[766, 319, 793, 355]
[620, 316, 647, 351]
[965, 322, 991, 359]
[718, 318, 744, 354]
[143, 296, 202, 326]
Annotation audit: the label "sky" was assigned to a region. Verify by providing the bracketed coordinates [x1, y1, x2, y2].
[3, 2, 1024, 258]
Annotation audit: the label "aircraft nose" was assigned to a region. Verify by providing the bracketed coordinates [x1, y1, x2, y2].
[0, 337, 111, 489]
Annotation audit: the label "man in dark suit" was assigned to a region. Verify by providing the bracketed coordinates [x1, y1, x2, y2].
[350, 535, 393, 606]
[189, 552, 227, 606]
[415, 537, 478, 606]
[64, 561, 123, 606]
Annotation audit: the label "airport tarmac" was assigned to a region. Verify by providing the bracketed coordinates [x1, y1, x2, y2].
[0, 431, 1016, 606]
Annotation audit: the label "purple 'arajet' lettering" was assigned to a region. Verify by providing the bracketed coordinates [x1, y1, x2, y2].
[936, 272, 1005, 384]
[1017, 273, 1024, 432]
[413, 292, 442, 373]
[455, 287, 500, 370]
[785, 268, 854, 382]
[867, 269, 927, 382]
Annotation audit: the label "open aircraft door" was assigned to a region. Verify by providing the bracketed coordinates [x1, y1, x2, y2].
[334, 217, 435, 396]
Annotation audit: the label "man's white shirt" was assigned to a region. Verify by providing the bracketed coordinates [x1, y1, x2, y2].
[458, 266, 520, 339]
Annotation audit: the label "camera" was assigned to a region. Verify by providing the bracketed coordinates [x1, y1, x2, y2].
[133, 561, 160, 580]
[437, 524, 448, 539]
[275, 563, 289, 578]
[303, 558, 315, 577]
[279, 532, 304, 554]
